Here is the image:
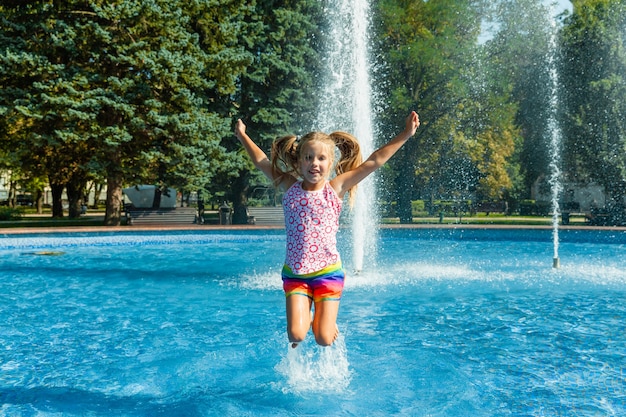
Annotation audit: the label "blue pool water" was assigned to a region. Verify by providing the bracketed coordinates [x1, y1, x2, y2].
[1, 228, 625, 416]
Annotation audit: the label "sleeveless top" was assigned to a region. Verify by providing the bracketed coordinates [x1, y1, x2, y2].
[282, 181, 343, 275]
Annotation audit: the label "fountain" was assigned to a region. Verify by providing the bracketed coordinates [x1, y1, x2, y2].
[315, 0, 377, 272]
[318, 0, 569, 272]
[481, 0, 569, 268]
[1, 229, 625, 415]
[546, 4, 565, 269]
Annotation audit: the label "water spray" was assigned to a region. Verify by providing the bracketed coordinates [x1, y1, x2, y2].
[316, 0, 377, 272]
[546, 9, 563, 269]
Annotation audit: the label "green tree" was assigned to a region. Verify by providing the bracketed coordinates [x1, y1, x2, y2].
[375, 0, 519, 221]
[560, 0, 626, 222]
[1, 0, 246, 224]
[0, 0, 86, 217]
[228, 0, 322, 223]
[485, 0, 562, 200]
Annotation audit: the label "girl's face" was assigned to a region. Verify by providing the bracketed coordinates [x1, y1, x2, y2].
[299, 140, 333, 190]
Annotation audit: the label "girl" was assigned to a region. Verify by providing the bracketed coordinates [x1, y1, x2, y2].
[235, 111, 420, 347]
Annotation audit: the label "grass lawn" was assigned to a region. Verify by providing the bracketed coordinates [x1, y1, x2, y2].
[383, 213, 589, 226]
[0, 209, 591, 228]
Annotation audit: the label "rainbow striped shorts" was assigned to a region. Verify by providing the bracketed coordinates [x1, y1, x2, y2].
[281, 262, 345, 302]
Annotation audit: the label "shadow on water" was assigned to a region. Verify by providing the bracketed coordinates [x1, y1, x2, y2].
[0, 386, 202, 416]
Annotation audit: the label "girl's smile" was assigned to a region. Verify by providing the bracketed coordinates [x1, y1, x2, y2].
[299, 141, 333, 190]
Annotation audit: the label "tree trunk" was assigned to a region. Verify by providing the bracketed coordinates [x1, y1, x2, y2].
[152, 187, 162, 209]
[397, 191, 413, 224]
[35, 188, 44, 214]
[231, 171, 250, 224]
[7, 180, 16, 208]
[104, 174, 123, 226]
[66, 179, 85, 219]
[396, 170, 414, 224]
[50, 182, 64, 218]
[92, 183, 104, 209]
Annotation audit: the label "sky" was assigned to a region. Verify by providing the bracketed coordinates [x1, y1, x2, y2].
[548, 0, 573, 15]
[478, 0, 573, 44]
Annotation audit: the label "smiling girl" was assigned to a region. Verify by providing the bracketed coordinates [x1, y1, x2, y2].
[235, 111, 420, 348]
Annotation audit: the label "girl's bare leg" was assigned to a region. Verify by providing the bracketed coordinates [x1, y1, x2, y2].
[312, 300, 340, 346]
[285, 295, 312, 348]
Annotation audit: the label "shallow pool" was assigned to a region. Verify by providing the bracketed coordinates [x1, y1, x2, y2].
[1, 228, 625, 416]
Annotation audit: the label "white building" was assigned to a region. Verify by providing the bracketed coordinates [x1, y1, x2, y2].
[532, 175, 606, 212]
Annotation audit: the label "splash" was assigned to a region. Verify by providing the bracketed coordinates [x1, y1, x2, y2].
[274, 333, 352, 395]
[316, 0, 377, 272]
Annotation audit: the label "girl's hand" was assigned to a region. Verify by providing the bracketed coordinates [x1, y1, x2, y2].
[235, 119, 246, 140]
[405, 111, 420, 137]
[331, 110, 421, 197]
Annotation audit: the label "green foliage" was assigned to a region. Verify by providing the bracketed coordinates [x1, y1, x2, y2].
[0, 0, 257, 222]
[2, 0, 626, 225]
[375, 0, 519, 222]
[224, 0, 322, 222]
[0, 206, 24, 221]
[486, 0, 559, 196]
[518, 199, 551, 216]
[411, 200, 426, 214]
[234, 0, 321, 141]
[560, 0, 626, 205]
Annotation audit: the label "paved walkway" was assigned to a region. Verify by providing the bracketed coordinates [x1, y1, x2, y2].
[1, 211, 625, 234]
[1, 220, 625, 235]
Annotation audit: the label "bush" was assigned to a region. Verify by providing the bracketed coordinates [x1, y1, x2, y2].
[519, 200, 536, 216]
[0, 207, 24, 221]
[380, 201, 396, 217]
[380, 200, 427, 217]
[411, 200, 425, 215]
[426, 200, 471, 216]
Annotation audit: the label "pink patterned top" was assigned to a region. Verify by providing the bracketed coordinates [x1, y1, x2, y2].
[282, 181, 343, 275]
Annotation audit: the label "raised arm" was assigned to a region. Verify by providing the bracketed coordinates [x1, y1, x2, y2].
[331, 111, 420, 198]
[235, 119, 275, 181]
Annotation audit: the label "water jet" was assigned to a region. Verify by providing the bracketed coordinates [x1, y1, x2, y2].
[315, 0, 377, 272]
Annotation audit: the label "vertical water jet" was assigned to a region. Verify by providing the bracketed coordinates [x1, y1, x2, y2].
[316, 0, 377, 272]
[546, 6, 564, 268]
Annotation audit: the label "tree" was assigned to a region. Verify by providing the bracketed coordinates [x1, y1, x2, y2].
[375, 0, 517, 221]
[228, 0, 322, 223]
[484, 0, 563, 200]
[83, 0, 248, 225]
[1, 0, 246, 224]
[0, 0, 87, 217]
[560, 0, 626, 222]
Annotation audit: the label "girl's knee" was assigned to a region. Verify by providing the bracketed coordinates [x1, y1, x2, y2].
[314, 326, 338, 346]
[287, 327, 307, 344]
[315, 334, 334, 346]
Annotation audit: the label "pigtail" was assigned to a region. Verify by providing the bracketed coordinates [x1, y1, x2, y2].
[270, 135, 299, 188]
[270, 130, 363, 207]
[330, 131, 363, 208]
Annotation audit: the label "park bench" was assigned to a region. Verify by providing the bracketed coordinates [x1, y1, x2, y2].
[473, 201, 507, 215]
[125, 207, 197, 225]
[247, 206, 284, 226]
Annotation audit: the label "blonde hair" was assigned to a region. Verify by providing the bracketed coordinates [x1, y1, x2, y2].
[271, 131, 363, 207]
